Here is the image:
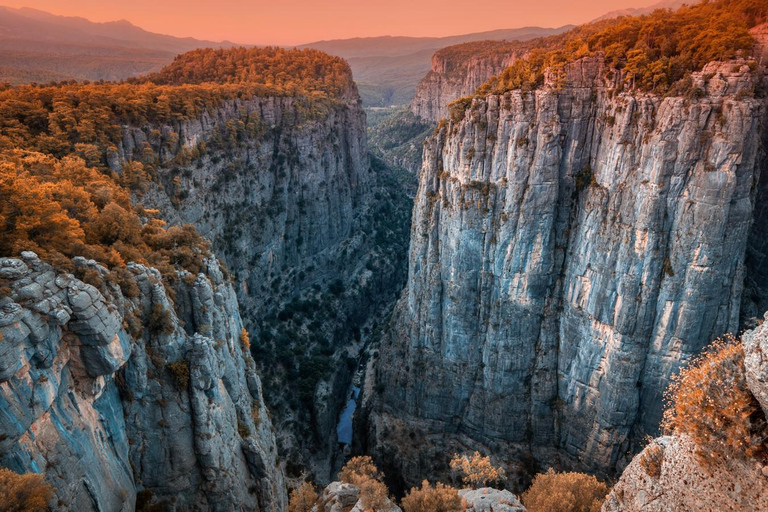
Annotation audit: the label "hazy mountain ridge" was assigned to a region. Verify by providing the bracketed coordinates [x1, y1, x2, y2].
[300, 26, 573, 106]
[0, 5, 236, 84]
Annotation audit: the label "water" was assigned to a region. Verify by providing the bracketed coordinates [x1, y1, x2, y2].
[336, 385, 360, 445]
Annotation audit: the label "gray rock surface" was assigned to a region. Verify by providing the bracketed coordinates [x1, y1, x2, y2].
[372, 56, 767, 484]
[113, 80, 410, 480]
[411, 42, 524, 123]
[312, 481, 402, 512]
[459, 488, 526, 512]
[0, 253, 285, 511]
[743, 315, 768, 416]
[602, 435, 768, 511]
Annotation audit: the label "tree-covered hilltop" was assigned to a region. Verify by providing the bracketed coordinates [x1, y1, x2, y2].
[0, 47, 357, 277]
[460, 0, 767, 101]
[0, 47, 355, 162]
[144, 47, 354, 96]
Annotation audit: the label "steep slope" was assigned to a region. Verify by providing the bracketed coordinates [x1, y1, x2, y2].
[410, 41, 527, 123]
[0, 252, 285, 511]
[131, 87, 411, 480]
[367, 107, 433, 175]
[0, 46, 411, 505]
[76, 48, 412, 481]
[368, 54, 767, 489]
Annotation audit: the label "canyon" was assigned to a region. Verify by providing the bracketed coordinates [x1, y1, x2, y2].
[2, 2, 768, 510]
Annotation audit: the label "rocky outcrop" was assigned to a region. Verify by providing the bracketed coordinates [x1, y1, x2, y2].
[0, 252, 285, 511]
[312, 481, 402, 512]
[371, 56, 767, 485]
[604, 317, 768, 511]
[744, 314, 768, 416]
[410, 41, 524, 123]
[602, 434, 768, 511]
[459, 488, 526, 511]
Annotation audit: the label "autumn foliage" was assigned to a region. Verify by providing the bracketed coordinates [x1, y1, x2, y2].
[288, 481, 318, 512]
[0, 468, 54, 512]
[521, 468, 607, 512]
[662, 335, 768, 467]
[401, 480, 461, 512]
[0, 47, 352, 275]
[338, 456, 391, 511]
[145, 47, 353, 97]
[456, 0, 768, 103]
[449, 451, 506, 488]
[0, 150, 209, 276]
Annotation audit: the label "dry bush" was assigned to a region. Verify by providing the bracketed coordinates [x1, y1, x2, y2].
[288, 481, 318, 512]
[0, 468, 54, 512]
[358, 479, 390, 511]
[339, 456, 392, 511]
[240, 328, 251, 351]
[166, 360, 190, 391]
[522, 468, 607, 512]
[639, 443, 664, 478]
[339, 456, 383, 486]
[662, 335, 768, 467]
[401, 480, 461, 512]
[449, 451, 506, 488]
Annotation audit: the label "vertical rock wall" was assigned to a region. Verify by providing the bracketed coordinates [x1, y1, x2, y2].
[372, 57, 766, 484]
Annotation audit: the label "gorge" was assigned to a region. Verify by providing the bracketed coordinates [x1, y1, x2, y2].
[1, 1, 768, 511]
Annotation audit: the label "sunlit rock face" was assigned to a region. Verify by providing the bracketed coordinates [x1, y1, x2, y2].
[371, 56, 767, 485]
[0, 252, 286, 511]
[411, 44, 522, 123]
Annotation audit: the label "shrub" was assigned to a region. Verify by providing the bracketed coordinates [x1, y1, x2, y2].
[147, 303, 175, 335]
[358, 478, 390, 511]
[662, 335, 768, 466]
[449, 451, 506, 488]
[338, 456, 383, 486]
[521, 468, 607, 512]
[166, 360, 190, 391]
[288, 482, 318, 512]
[240, 328, 251, 351]
[0, 468, 54, 512]
[338, 456, 392, 510]
[639, 442, 664, 478]
[237, 420, 250, 439]
[401, 480, 461, 512]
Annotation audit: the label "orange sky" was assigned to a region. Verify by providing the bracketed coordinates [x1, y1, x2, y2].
[3, 1, 661, 45]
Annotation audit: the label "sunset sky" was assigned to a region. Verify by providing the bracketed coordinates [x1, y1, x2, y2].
[1, 0, 663, 45]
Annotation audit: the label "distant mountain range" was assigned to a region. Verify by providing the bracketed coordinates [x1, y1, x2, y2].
[299, 0, 699, 106]
[0, 6, 235, 84]
[0, 1, 699, 104]
[592, 0, 695, 22]
[299, 27, 573, 106]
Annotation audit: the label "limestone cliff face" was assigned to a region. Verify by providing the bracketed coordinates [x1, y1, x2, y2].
[372, 56, 767, 485]
[410, 43, 522, 123]
[105, 83, 411, 479]
[0, 252, 285, 511]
